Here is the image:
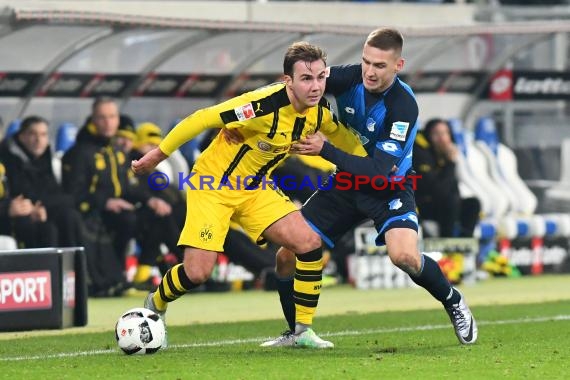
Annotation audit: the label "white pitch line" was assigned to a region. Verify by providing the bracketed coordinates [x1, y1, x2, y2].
[2, 314, 569, 362]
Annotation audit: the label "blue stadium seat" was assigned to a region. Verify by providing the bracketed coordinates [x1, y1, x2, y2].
[3, 119, 21, 140]
[55, 122, 78, 153]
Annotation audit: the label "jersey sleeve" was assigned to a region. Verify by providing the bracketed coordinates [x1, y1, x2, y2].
[319, 109, 367, 158]
[320, 87, 419, 178]
[326, 64, 362, 97]
[160, 90, 266, 156]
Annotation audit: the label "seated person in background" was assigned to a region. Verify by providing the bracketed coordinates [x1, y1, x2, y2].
[0, 116, 81, 247]
[413, 118, 480, 237]
[0, 159, 56, 247]
[127, 122, 185, 289]
[62, 98, 137, 296]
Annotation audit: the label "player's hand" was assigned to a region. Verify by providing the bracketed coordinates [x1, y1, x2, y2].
[8, 195, 33, 217]
[105, 198, 135, 213]
[290, 132, 328, 156]
[31, 201, 47, 222]
[131, 147, 168, 175]
[147, 197, 172, 216]
[221, 128, 244, 144]
[445, 144, 459, 163]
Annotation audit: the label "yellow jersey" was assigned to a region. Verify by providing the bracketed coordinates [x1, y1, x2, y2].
[160, 82, 366, 188]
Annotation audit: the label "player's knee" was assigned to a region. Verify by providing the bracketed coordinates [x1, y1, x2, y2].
[389, 250, 421, 275]
[183, 262, 212, 284]
[292, 230, 321, 254]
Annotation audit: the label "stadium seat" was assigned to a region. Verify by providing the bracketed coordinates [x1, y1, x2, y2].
[474, 117, 537, 215]
[55, 122, 78, 153]
[544, 138, 570, 212]
[473, 117, 570, 240]
[448, 118, 509, 218]
[0, 235, 17, 250]
[3, 119, 21, 140]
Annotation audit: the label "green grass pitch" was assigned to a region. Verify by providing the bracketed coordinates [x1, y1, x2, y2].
[1, 275, 569, 379]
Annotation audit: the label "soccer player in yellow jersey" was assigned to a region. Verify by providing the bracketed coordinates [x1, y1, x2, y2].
[132, 42, 367, 348]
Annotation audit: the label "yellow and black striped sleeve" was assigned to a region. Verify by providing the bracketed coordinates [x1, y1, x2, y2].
[319, 108, 367, 158]
[159, 97, 243, 156]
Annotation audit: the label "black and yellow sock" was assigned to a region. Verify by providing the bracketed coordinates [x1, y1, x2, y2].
[293, 247, 323, 327]
[277, 276, 295, 331]
[153, 263, 198, 311]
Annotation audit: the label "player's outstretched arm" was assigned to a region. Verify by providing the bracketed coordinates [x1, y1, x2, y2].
[131, 147, 168, 175]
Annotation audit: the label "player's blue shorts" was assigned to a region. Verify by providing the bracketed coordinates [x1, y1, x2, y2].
[301, 171, 418, 247]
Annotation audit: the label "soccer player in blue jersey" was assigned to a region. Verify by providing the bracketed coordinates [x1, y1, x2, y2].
[260, 28, 478, 347]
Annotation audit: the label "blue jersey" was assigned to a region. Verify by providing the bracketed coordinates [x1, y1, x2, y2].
[321, 64, 419, 180]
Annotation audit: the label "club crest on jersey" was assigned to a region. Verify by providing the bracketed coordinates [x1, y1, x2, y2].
[257, 141, 272, 152]
[366, 117, 375, 132]
[390, 121, 409, 141]
[388, 198, 403, 210]
[234, 103, 256, 121]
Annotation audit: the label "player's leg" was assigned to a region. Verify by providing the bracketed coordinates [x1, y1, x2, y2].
[258, 186, 364, 347]
[146, 247, 218, 314]
[384, 228, 477, 344]
[277, 187, 365, 330]
[373, 185, 477, 344]
[236, 188, 329, 348]
[144, 178, 233, 346]
[262, 211, 334, 348]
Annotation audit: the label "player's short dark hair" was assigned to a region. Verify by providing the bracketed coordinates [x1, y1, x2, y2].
[283, 42, 327, 77]
[365, 28, 404, 55]
[92, 96, 117, 113]
[19, 115, 49, 134]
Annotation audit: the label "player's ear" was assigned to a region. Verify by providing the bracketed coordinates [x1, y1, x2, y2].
[284, 74, 293, 87]
[395, 57, 405, 73]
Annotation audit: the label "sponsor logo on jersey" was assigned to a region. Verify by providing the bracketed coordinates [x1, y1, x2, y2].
[390, 121, 409, 141]
[234, 103, 256, 121]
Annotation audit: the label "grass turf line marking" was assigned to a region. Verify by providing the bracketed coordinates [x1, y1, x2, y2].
[2, 314, 569, 362]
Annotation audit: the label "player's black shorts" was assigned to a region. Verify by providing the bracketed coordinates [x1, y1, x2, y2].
[301, 175, 418, 247]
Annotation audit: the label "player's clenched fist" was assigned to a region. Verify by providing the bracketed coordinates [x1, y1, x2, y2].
[131, 147, 168, 175]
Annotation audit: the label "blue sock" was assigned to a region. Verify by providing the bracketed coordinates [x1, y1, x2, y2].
[276, 276, 295, 331]
[410, 254, 460, 308]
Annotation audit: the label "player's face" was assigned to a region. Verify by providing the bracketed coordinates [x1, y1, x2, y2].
[361, 44, 404, 93]
[285, 59, 327, 113]
[92, 102, 120, 138]
[18, 122, 49, 158]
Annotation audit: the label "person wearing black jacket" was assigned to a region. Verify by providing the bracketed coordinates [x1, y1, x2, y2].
[117, 121, 185, 289]
[0, 158, 57, 248]
[62, 98, 142, 296]
[0, 116, 81, 247]
[413, 118, 480, 237]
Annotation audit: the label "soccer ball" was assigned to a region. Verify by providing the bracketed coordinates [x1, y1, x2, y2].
[115, 307, 166, 355]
